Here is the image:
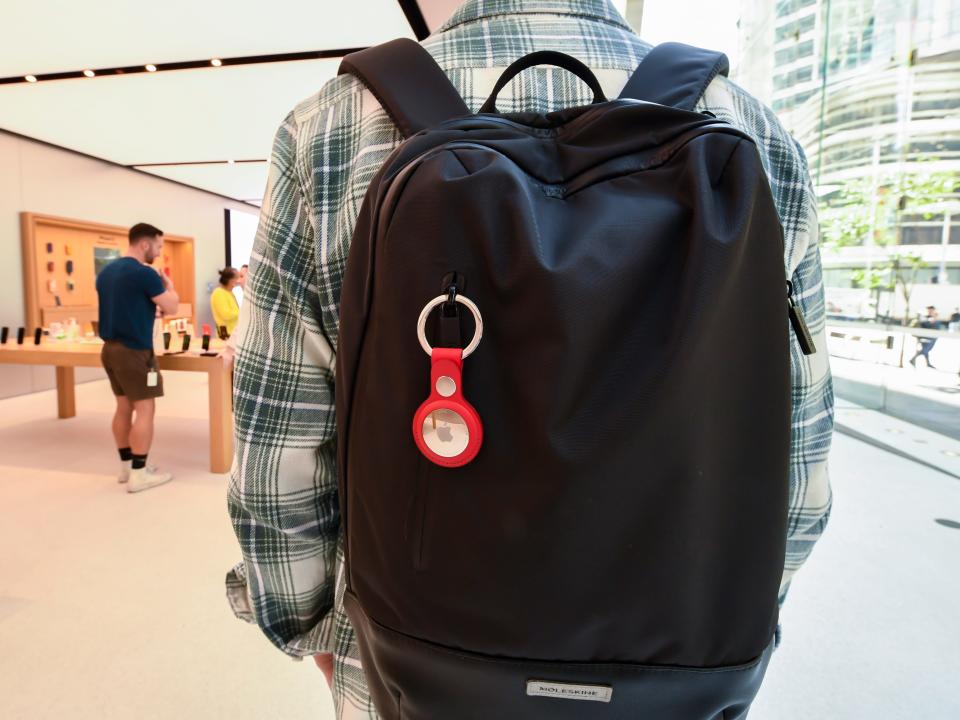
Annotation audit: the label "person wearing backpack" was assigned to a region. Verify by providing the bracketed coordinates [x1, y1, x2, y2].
[225, 2, 834, 718]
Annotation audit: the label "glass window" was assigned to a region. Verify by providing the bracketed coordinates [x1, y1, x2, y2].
[775, 13, 817, 43]
[912, 96, 960, 114]
[901, 226, 944, 245]
[773, 89, 818, 112]
[824, 99, 898, 132]
[775, 39, 815, 66]
[914, 267, 944, 284]
[774, 65, 814, 89]
[776, 0, 816, 17]
[905, 139, 960, 161]
[901, 213, 944, 223]
[823, 268, 859, 287]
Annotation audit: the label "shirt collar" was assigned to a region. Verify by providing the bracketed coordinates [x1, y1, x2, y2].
[438, 0, 633, 33]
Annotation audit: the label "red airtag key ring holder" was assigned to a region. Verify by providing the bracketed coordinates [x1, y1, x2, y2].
[413, 294, 484, 468]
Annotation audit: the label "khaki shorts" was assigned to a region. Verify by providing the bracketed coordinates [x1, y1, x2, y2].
[101, 341, 164, 401]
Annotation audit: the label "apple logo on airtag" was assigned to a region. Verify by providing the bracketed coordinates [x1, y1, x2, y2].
[422, 408, 470, 458]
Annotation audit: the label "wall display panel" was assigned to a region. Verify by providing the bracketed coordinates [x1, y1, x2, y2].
[21, 213, 195, 331]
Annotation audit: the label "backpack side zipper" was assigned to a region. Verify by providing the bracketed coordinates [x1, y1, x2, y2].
[787, 281, 816, 355]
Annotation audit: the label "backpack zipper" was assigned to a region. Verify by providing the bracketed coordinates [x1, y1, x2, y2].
[787, 281, 816, 355]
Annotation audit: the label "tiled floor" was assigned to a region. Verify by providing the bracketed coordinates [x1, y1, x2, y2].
[0, 374, 330, 719]
[0, 373, 958, 718]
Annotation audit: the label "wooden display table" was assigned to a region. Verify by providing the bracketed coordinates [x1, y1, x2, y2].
[0, 340, 233, 473]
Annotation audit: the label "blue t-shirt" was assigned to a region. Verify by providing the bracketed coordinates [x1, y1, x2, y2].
[96, 257, 166, 350]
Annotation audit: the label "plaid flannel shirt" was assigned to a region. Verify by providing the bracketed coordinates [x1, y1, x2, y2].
[226, 2, 834, 717]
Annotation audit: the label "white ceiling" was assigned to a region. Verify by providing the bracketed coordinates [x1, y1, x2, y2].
[0, 1, 634, 205]
[0, 59, 343, 164]
[0, 58, 343, 202]
[0, 0, 423, 204]
[143, 163, 282, 205]
[0, 0, 413, 76]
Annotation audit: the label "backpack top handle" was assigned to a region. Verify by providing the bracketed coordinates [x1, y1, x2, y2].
[479, 51, 607, 114]
[339, 38, 728, 137]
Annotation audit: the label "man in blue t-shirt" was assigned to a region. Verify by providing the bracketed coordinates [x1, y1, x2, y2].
[96, 223, 180, 493]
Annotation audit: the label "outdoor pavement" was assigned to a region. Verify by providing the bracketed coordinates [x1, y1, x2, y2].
[751, 430, 960, 719]
[828, 329, 960, 440]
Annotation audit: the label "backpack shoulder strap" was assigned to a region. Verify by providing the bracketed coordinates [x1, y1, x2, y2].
[339, 38, 470, 138]
[618, 42, 729, 112]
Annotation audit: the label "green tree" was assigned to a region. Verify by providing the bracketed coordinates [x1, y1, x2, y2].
[819, 163, 957, 324]
[888, 250, 927, 326]
[849, 265, 892, 320]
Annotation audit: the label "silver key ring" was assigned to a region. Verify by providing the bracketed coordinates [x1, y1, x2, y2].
[417, 294, 484, 359]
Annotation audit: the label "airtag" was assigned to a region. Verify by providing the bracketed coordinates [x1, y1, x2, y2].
[413, 294, 484, 468]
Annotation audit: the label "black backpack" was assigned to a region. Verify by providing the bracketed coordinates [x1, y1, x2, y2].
[335, 38, 815, 720]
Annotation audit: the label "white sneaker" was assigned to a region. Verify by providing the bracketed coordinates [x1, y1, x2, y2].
[127, 466, 173, 493]
[119, 462, 159, 484]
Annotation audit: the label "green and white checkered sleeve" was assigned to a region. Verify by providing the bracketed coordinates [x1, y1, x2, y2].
[225, 110, 341, 658]
[780, 137, 834, 602]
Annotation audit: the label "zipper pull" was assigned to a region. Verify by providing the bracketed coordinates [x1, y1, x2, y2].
[787, 281, 816, 355]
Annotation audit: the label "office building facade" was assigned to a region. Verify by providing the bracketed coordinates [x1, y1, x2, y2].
[737, 0, 960, 320]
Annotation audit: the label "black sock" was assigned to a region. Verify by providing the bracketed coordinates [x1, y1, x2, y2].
[131, 454, 147, 470]
[119, 447, 133, 462]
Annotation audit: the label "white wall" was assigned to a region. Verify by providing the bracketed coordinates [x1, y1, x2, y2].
[0, 130, 260, 399]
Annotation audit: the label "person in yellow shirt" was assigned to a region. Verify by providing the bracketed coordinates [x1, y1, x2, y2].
[211, 267, 241, 337]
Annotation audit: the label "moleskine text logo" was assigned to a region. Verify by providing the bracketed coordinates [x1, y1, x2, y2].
[526, 680, 613, 703]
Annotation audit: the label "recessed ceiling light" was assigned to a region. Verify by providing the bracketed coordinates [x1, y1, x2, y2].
[25, 75, 37, 83]
[211, 58, 222, 67]
[83, 69, 95, 78]
[145, 64, 157, 72]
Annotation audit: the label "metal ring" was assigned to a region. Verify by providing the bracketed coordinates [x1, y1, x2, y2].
[417, 294, 484, 359]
